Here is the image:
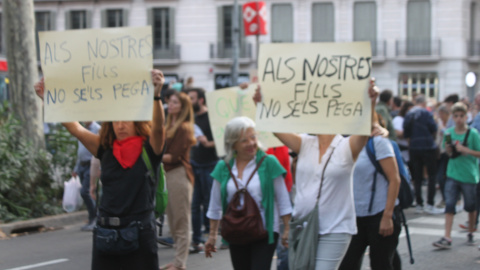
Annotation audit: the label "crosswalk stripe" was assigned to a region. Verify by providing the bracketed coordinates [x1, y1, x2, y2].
[407, 216, 445, 225]
[400, 227, 469, 239]
[4, 259, 69, 270]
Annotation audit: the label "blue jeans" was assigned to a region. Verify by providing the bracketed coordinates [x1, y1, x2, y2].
[77, 162, 96, 223]
[191, 160, 217, 244]
[445, 178, 477, 214]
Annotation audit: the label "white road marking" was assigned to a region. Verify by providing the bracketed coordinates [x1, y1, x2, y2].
[407, 216, 445, 225]
[400, 226, 469, 239]
[4, 259, 69, 270]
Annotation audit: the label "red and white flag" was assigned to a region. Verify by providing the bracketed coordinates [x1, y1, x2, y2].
[242, 1, 267, 36]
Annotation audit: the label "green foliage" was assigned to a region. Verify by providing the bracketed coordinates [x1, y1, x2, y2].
[45, 123, 78, 188]
[0, 101, 77, 222]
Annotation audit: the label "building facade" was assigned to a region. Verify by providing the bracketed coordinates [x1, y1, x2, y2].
[1, 0, 479, 101]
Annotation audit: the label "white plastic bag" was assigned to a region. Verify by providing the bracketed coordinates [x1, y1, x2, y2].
[62, 176, 83, 212]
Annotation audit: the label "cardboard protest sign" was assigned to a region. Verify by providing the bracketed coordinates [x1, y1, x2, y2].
[39, 26, 153, 122]
[206, 84, 282, 157]
[255, 42, 372, 135]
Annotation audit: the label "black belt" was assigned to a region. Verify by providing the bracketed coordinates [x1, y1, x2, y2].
[97, 212, 153, 228]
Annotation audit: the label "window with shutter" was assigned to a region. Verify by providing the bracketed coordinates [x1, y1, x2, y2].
[216, 5, 247, 58]
[71, 10, 87, 29]
[406, 0, 431, 55]
[271, 4, 293, 43]
[353, 2, 377, 55]
[107, 9, 124, 27]
[35, 12, 54, 61]
[312, 2, 334, 42]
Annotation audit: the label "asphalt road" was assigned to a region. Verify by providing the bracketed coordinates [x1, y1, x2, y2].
[1, 192, 480, 270]
[0, 222, 232, 270]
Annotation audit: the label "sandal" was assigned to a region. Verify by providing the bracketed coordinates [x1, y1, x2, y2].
[159, 263, 185, 270]
[159, 263, 173, 270]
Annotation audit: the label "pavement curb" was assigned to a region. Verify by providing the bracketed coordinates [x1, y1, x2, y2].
[0, 210, 87, 238]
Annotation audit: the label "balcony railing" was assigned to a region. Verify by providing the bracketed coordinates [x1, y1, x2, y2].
[153, 44, 181, 60]
[210, 42, 252, 60]
[467, 40, 480, 57]
[370, 40, 386, 58]
[395, 39, 441, 57]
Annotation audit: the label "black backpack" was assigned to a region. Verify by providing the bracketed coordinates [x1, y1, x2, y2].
[365, 138, 414, 210]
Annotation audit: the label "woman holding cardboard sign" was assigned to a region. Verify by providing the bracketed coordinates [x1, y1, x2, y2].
[34, 70, 166, 270]
[252, 78, 383, 270]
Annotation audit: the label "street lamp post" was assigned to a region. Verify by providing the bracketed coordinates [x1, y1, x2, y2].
[231, 0, 239, 87]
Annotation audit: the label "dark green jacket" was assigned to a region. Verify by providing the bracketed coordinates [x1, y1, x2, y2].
[376, 101, 397, 141]
[210, 150, 286, 244]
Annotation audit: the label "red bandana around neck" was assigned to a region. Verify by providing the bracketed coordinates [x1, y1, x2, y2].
[113, 136, 144, 169]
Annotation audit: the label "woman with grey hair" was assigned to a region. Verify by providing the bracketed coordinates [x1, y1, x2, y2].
[204, 116, 292, 270]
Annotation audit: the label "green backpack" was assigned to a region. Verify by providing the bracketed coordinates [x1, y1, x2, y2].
[142, 147, 168, 217]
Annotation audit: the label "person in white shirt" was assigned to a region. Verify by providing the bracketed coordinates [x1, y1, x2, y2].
[205, 117, 292, 270]
[252, 79, 381, 270]
[392, 101, 414, 163]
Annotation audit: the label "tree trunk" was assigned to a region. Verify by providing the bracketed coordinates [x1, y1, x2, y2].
[3, 0, 44, 149]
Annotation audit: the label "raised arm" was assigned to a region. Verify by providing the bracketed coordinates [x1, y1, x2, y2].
[349, 78, 380, 161]
[252, 86, 301, 153]
[63, 122, 100, 155]
[149, 69, 166, 155]
[34, 78, 100, 155]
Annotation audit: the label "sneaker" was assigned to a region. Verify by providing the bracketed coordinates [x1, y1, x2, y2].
[189, 243, 204, 254]
[424, 204, 444, 215]
[415, 205, 424, 214]
[436, 200, 446, 209]
[459, 222, 477, 231]
[157, 237, 174, 247]
[467, 233, 476, 246]
[80, 219, 96, 232]
[433, 237, 452, 249]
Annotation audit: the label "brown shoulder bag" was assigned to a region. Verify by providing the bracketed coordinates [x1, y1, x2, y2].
[220, 156, 267, 245]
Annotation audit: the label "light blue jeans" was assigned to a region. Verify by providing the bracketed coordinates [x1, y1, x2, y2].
[315, 233, 352, 270]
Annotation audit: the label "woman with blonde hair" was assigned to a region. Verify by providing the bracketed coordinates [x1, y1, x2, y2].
[161, 91, 197, 270]
[35, 70, 166, 270]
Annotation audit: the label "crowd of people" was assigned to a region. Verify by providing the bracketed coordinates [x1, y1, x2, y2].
[34, 72, 480, 270]
[376, 90, 480, 254]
